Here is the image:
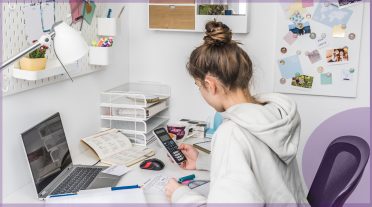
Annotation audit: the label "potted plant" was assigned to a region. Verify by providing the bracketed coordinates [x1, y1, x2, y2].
[19, 42, 49, 71]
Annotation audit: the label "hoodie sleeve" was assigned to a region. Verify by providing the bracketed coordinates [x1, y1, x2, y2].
[172, 122, 265, 204]
[196, 152, 210, 171]
[172, 186, 207, 204]
[207, 123, 265, 203]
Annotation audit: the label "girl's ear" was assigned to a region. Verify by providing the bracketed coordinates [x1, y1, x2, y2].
[204, 75, 217, 95]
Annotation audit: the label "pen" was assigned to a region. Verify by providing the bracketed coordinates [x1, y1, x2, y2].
[48, 193, 77, 198]
[107, 8, 112, 18]
[178, 174, 195, 183]
[117, 6, 125, 18]
[111, 184, 140, 191]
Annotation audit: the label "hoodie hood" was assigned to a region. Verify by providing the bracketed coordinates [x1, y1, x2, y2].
[221, 93, 301, 165]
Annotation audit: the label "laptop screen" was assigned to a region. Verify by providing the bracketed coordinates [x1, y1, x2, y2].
[21, 113, 72, 193]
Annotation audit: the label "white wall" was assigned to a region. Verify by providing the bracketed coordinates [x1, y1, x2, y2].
[2, 3, 130, 198]
[128, 2, 370, 202]
[2, 1, 370, 202]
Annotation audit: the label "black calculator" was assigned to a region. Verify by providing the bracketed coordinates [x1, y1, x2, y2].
[153, 128, 186, 165]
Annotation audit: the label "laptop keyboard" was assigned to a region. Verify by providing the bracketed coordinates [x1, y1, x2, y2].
[51, 167, 102, 195]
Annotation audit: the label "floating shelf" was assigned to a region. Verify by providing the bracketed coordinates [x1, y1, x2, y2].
[12, 59, 79, 81]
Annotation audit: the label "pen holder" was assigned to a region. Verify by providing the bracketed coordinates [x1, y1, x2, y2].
[89, 46, 111, 66]
[97, 18, 117, 36]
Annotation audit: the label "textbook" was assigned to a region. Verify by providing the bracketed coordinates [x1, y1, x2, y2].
[81, 129, 155, 167]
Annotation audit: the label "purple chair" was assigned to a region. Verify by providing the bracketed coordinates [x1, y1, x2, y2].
[307, 136, 370, 207]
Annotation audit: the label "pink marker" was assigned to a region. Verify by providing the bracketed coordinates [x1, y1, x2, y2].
[181, 180, 192, 185]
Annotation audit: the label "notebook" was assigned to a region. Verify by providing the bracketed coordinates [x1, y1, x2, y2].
[46, 187, 146, 204]
[193, 141, 211, 154]
[81, 129, 155, 167]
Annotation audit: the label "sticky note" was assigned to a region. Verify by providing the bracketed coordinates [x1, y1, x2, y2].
[278, 55, 303, 79]
[333, 25, 346, 38]
[321, 73, 333, 85]
[283, 32, 297, 45]
[317, 34, 329, 49]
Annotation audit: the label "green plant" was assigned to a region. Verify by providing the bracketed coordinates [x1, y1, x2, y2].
[29, 41, 49, 58]
[199, 5, 226, 15]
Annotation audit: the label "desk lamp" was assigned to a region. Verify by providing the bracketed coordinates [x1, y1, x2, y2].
[0, 21, 88, 81]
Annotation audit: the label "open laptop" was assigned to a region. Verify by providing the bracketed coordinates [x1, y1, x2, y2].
[21, 113, 121, 200]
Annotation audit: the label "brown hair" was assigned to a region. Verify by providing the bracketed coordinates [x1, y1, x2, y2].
[187, 21, 253, 93]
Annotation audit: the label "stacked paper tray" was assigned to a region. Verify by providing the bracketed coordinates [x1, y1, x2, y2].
[100, 82, 171, 146]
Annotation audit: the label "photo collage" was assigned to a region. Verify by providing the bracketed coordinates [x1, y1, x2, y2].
[276, 0, 362, 96]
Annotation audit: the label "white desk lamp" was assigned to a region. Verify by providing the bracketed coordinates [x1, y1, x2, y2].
[0, 21, 88, 81]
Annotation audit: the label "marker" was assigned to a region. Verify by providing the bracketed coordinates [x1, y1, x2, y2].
[178, 174, 195, 183]
[181, 180, 192, 185]
[107, 8, 112, 18]
[111, 185, 140, 191]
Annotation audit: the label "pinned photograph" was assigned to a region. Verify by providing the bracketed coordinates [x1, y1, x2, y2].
[289, 11, 304, 24]
[333, 0, 362, 9]
[306, 50, 321, 64]
[326, 47, 349, 64]
[288, 21, 311, 36]
[291, 75, 314, 89]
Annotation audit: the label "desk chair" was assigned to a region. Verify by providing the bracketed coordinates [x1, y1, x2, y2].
[307, 136, 370, 207]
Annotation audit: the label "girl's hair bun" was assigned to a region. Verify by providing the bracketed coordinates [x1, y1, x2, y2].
[203, 20, 232, 46]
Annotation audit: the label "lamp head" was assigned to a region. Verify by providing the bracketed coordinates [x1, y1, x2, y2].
[52, 21, 88, 64]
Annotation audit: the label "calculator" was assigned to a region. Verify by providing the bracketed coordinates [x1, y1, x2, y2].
[153, 128, 186, 165]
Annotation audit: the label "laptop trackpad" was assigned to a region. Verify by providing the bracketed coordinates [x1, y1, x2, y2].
[87, 173, 120, 189]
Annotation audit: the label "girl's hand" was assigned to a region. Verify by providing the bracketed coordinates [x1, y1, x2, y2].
[178, 144, 199, 170]
[165, 178, 183, 201]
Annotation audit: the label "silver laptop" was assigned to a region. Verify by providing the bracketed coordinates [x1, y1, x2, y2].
[21, 113, 121, 200]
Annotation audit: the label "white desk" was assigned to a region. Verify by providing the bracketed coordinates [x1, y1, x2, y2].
[4, 139, 210, 204]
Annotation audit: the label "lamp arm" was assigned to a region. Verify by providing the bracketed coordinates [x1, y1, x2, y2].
[0, 33, 54, 71]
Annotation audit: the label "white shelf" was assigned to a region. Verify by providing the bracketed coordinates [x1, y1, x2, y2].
[12, 59, 79, 81]
[102, 117, 168, 134]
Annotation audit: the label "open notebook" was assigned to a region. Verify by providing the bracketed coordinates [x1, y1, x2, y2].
[81, 129, 155, 167]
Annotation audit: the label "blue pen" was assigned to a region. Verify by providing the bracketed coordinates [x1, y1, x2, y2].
[111, 184, 140, 191]
[49, 193, 77, 198]
[178, 174, 196, 183]
[107, 9, 112, 18]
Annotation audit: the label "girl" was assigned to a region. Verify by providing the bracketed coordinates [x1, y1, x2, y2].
[164, 21, 307, 204]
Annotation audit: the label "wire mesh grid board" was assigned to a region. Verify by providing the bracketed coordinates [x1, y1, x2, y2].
[1, 0, 106, 96]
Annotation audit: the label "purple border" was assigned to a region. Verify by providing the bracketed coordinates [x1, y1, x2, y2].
[0, 0, 371, 206]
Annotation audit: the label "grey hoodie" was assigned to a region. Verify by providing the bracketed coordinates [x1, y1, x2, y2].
[172, 93, 307, 204]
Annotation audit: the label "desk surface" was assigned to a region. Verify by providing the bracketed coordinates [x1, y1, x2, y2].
[4, 138, 210, 204]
